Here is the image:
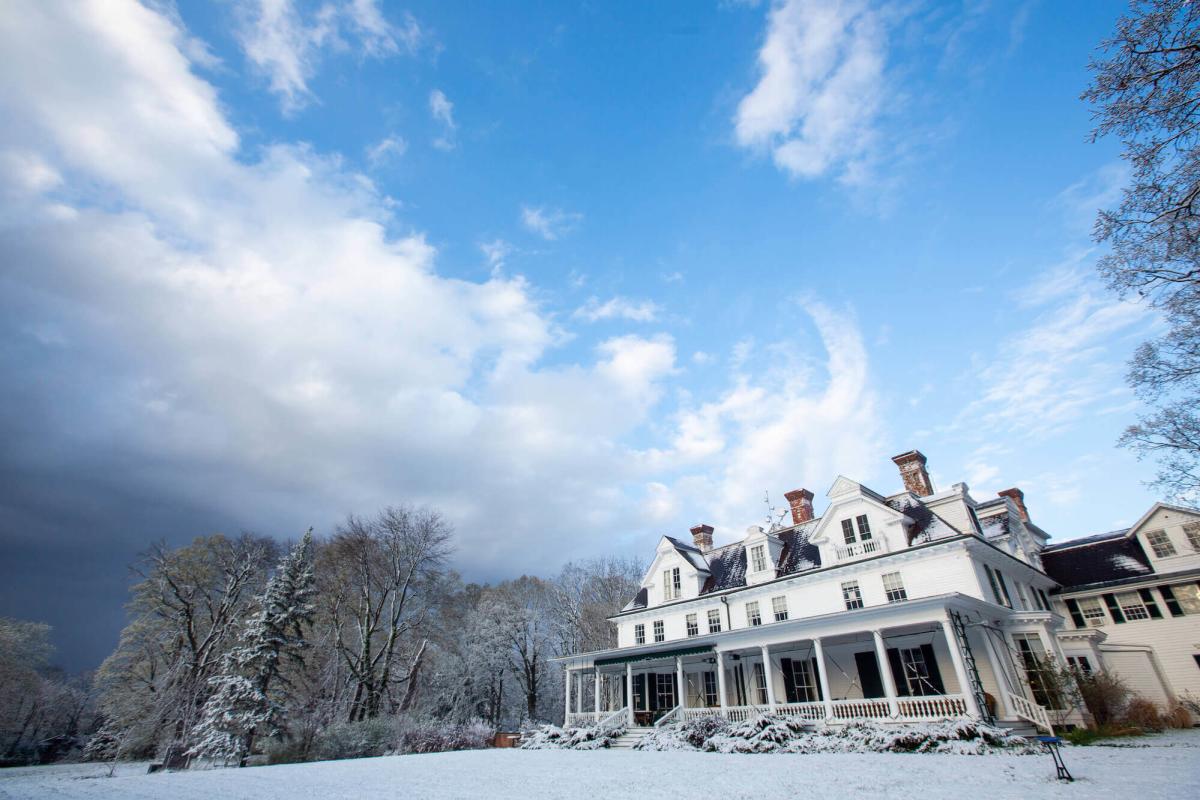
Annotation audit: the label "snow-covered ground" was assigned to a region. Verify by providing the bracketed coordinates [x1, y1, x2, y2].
[3, 730, 1198, 800]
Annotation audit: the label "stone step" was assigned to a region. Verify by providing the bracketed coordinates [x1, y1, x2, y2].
[608, 728, 655, 750]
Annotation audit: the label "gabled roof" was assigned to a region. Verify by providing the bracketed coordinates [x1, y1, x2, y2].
[884, 495, 961, 544]
[1041, 530, 1154, 590]
[663, 536, 712, 573]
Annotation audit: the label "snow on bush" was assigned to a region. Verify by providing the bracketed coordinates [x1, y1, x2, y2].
[395, 719, 494, 754]
[635, 715, 1041, 755]
[520, 723, 626, 750]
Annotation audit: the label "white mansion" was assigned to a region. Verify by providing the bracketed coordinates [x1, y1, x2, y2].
[557, 451, 1200, 735]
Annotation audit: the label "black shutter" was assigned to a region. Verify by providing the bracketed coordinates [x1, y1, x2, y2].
[781, 658, 798, 703]
[809, 658, 823, 701]
[886, 648, 910, 696]
[855, 651, 884, 698]
[919, 643, 945, 695]
[1065, 598, 1086, 628]
[1103, 593, 1126, 623]
[633, 673, 645, 710]
[1138, 588, 1163, 619]
[647, 672, 657, 711]
[1160, 585, 1184, 617]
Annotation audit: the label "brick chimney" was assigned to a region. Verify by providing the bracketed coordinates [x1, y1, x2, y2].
[783, 488, 815, 525]
[892, 450, 934, 496]
[998, 488, 1029, 522]
[690, 523, 714, 553]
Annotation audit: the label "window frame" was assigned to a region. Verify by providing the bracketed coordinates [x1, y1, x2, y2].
[771, 595, 788, 622]
[707, 608, 722, 634]
[746, 600, 762, 627]
[652, 619, 665, 642]
[634, 623, 645, 645]
[882, 571, 908, 603]
[856, 514, 872, 541]
[842, 580, 864, 610]
[750, 544, 768, 573]
[685, 612, 699, 637]
[1077, 596, 1107, 627]
[1145, 529, 1177, 558]
[672, 567, 682, 599]
[1183, 523, 1200, 552]
[841, 519, 857, 545]
[1116, 591, 1150, 621]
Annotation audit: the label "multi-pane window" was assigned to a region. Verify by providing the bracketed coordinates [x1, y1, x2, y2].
[1116, 591, 1151, 621]
[1184, 523, 1200, 552]
[787, 658, 820, 702]
[703, 671, 718, 707]
[882, 572, 907, 603]
[856, 514, 872, 541]
[663, 567, 681, 600]
[655, 673, 675, 709]
[707, 608, 722, 634]
[1174, 583, 1200, 615]
[653, 620, 665, 642]
[1016, 583, 1030, 610]
[746, 601, 762, 627]
[771, 596, 788, 622]
[752, 662, 768, 705]
[634, 623, 645, 645]
[897, 647, 936, 696]
[1067, 656, 1093, 675]
[1078, 597, 1107, 627]
[1145, 529, 1177, 558]
[750, 544, 768, 572]
[841, 519, 856, 545]
[1036, 588, 1051, 611]
[842, 580, 863, 610]
[685, 613, 699, 637]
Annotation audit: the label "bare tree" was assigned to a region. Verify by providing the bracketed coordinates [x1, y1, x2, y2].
[552, 557, 643, 655]
[1085, 0, 1200, 500]
[320, 506, 452, 722]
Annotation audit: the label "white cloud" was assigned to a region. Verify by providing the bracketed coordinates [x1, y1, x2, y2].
[429, 89, 457, 151]
[235, 0, 419, 114]
[479, 238, 512, 272]
[520, 205, 582, 240]
[0, 0, 686, 577]
[735, 0, 887, 183]
[573, 296, 661, 323]
[365, 134, 406, 166]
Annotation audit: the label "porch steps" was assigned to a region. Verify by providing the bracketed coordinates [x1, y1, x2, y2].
[608, 727, 654, 750]
[995, 720, 1040, 739]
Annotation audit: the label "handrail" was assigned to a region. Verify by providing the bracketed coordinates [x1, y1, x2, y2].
[1007, 692, 1053, 734]
[653, 705, 680, 728]
[597, 706, 628, 731]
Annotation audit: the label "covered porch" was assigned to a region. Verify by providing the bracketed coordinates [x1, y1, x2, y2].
[562, 595, 1059, 733]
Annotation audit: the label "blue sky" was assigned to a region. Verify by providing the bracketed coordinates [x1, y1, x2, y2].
[0, 0, 1162, 669]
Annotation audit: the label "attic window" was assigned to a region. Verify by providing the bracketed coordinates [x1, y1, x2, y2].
[856, 515, 872, 541]
[750, 544, 768, 573]
[662, 567, 681, 600]
[841, 519, 856, 545]
[1145, 530, 1176, 558]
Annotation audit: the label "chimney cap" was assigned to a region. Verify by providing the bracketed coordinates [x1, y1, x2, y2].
[891, 449, 928, 466]
[784, 488, 814, 502]
[689, 523, 714, 535]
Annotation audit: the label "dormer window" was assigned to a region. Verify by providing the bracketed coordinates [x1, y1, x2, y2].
[662, 566, 681, 600]
[1146, 530, 1176, 558]
[1185, 523, 1200, 552]
[856, 515, 872, 541]
[750, 544, 768, 573]
[841, 519, 856, 545]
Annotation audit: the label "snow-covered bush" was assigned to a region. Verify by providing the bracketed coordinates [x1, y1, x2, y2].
[634, 715, 1041, 756]
[520, 723, 626, 750]
[395, 719, 494, 754]
[312, 718, 394, 761]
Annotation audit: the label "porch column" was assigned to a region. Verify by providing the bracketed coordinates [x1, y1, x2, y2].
[716, 651, 728, 710]
[564, 668, 572, 723]
[978, 625, 1015, 719]
[872, 629, 900, 717]
[575, 671, 583, 714]
[761, 645, 777, 710]
[676, 656, 685, 710]
[594, 667, 601, 714]
[813, 637, 834, 720]
[626, 662, 634, 726]
[941, 617, 982, 719]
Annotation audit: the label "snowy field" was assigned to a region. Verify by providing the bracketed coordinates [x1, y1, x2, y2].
[3, 730, 1199, 800]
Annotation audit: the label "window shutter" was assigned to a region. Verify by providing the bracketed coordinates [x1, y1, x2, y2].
[647, 672, 657, 711]
[886, 648, 911, 696]
[780, 658, 797, 703]
[1102, 593, 1126, 623]
[1064, 598, 1086, 628]
[809, 658, 824, 701]
[854, 651, 884, 699]
[919, 643, 946, 695]
[1138, 588, 1163, 619]
[1159, 585, 1184, 617]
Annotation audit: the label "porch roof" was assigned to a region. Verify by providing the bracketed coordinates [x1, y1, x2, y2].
[594, 644, 714, 668]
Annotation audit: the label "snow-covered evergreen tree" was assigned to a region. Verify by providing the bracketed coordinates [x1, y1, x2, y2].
[189, 530, 315, 764]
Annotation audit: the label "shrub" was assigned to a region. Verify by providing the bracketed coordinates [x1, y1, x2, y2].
[1162, 703, 1193, 729]
[1121, 697, 1165, 732]
[395, 719, 493, 754]
[1076, 670, 1130, 726]
[520, 723, 626, 750]
[312, 718, 394, 761]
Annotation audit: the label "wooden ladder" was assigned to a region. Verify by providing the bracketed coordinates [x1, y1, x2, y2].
[950, 610, 993, 723]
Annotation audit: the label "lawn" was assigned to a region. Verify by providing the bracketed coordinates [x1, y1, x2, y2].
[3, 730, 1198, 800]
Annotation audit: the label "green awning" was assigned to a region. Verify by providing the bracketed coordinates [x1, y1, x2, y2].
[595, 645, 714, 667]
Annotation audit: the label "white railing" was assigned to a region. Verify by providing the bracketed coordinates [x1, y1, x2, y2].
[597, 707, 628, 731]
[1007, 692, 1053, 734]
[653, 705, 680, 728]
[774, 701, 828, 721]
[565, 712, 597, 727]
[830, 698, 892, 720]
[896, 694, 968, 721]
[835, 539, 884, 560]
[681, 706, 724, 722]
[722, 705, 769, 722]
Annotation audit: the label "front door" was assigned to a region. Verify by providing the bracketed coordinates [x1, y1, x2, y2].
[855, 651, 885, 698]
